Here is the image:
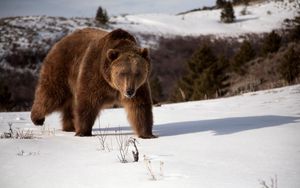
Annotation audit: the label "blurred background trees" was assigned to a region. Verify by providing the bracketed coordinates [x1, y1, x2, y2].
[220, 1, 235, 23]
[95, 6, 109, 24]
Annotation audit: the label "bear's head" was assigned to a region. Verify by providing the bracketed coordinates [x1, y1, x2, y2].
[106, 48, 150, 99]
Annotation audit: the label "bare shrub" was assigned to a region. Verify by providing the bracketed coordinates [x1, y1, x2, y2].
[0, 122, 55, 139]
[113, 127, 141, 163]
[143, 155, 165, 181]
[115, 128, 129, 163]
[159, 161, 164, 176]
[144, 156, 157, 180]
[39, 124, 55, 136]
[14, 128, 34, 139]
[128, 137, 139, 162]
[96, 120, 110, 151]
[258, 175, 278, 188]
[0, 122, 34, 139]
[17, 149, 40, 156]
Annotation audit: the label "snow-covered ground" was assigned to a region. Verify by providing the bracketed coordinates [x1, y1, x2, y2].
[0, 85, 299, 188]
[111, 0, 299, 36]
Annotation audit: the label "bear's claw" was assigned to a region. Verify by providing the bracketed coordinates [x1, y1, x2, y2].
[139, 134, 158, 139]
[75, 131, 92, 137]
[32, 117, 45, 126]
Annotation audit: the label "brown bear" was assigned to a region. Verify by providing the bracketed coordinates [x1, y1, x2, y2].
[31, 28, 156, 138]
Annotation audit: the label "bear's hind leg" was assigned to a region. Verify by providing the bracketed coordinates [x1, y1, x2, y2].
[31, 90, 49, 126]
[62, 99, 75, 132]
[31, 83, 66, 126]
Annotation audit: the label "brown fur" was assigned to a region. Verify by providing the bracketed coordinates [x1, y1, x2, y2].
[31, 28, 156, 138]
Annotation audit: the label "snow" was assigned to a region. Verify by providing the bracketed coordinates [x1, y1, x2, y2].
[110, 0, 299, 36]
[1, 0, 298, 60]
[0, 0, 215, 18]
[1, 85, 300, 188]
[0, 0, 300, 186]
[0, 16, 99, 71]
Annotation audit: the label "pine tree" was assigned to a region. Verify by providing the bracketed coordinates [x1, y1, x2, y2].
[232, 0, 240, 4]
[215, 56, 230, 96]
[285, 11, 300, 41]
[150, 76, 163, 104]
[0, 81, 12, 111]
[290, 13, 300, 41]
[216, 0, 226, 8]
[95, 6, 109, 24]
[172, 45, 229, 102]
[233, 40, 256, 74]
[262, 31, 281, 55]
[221, 1, 235, 23]
[278, 47, 300, 84]
[243, 0, 249, 6]
[181, 45, 217, 100]
[192, 56, 229, 100]
[232, 0, 249, 5]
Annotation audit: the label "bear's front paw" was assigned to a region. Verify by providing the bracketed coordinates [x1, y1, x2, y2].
[75, 131, 92, 137]
[31, 117, 45, 126]
[139, 134, 158, 139]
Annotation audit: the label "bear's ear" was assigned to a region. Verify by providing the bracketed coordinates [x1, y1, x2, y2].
[140, 48, 149, 60]
[107, 49, 120, 62]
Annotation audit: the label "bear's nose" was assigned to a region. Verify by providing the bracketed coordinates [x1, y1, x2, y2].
[125, 89, 135, 98]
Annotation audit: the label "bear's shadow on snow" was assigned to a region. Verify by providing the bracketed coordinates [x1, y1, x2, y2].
[95, 115, 299, 137]
[154, 115, 299, 136]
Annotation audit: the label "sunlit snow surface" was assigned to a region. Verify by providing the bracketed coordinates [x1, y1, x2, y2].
[111, 0, 298, 37]
[0, 85, 299, 188]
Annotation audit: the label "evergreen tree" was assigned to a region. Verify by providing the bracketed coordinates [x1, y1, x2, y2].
[95, 6, 109, 24]
[0, 81, 12, 111]
[233, 40, 256, 74]
[290, 13, 300, 41]
[192, 56, 229, 100]
[216, 0, 226, 8]
[232, 0, 240, 4]
[180, 45, 217, 100]
[150, 76, 163, 104]
[232, 0, 249, 5]
[215, 56, 230, 96]
[221, 1, 235, 23]
[243, 0, 249, 6]
[278, 47, 300, 84]
[262, 31, 281, 55]
[173, 45, 229, 102]
[285, 11, 300, 41]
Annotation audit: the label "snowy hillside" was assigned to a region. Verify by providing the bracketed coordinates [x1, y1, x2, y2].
[0, 85, 300, 188]
[110, 0, 299, 37]
[0, 16, 101, 60]
[0, 0, 215, 18]
[0, 0, 298, 60]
